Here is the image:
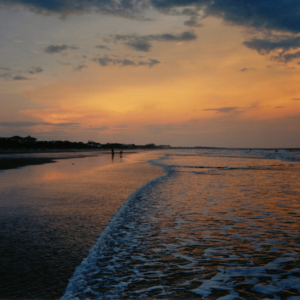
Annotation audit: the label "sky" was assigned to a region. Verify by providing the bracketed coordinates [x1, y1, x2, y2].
[1, 0, 300, 148]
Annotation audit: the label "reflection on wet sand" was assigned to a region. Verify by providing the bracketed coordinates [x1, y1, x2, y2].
[0, 151, 165, 299]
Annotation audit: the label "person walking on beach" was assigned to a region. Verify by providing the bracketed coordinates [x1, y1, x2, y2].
[111, 148, 114, 161]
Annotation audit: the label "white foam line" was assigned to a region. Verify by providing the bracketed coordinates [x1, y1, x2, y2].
[61, 163, 168, 300]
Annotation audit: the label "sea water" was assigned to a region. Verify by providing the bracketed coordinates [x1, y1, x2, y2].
[62, 148, 300, 299]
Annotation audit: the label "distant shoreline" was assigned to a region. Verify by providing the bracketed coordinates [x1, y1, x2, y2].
[0, 148, 106, 155]
[1, 146, 300, 171]
[0, 149, 138, 171]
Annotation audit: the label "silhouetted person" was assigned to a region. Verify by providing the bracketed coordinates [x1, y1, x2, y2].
[120, 150, 123, 157]
[111, 148, 114, 161]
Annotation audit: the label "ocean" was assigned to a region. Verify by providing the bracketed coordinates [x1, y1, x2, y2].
[62, 148, 300, 300]
[0, 149, 300, 299]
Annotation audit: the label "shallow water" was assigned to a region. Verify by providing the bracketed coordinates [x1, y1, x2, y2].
[62, 149, 300, 299]
[0, 151, 164, 299]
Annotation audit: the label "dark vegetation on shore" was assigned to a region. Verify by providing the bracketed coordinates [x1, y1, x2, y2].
[0, 136, 171, 151]
[0, 136, 171, 171]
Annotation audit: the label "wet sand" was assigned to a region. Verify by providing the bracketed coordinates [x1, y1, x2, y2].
[0, 151, 165, 299]
[0, 157, 55, 170]
[0, 150, 124, 170]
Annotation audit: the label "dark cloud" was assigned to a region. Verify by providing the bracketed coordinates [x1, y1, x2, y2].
[243, 36, 300, 62]
[163, 7, 203, 27]
[87, 126, 109, 131]
[240, 68, 256, 72]
[44, 44, 78, 54]
[151, 0, 207, 9]
[97, 57, 113, 66]
[0, 0, 149, 18]
[151, 1, 300, 34]
[150, 1, 300, 63]
[28, 67, 43, 74]
[4, 1, 300, 65]
[203, 2, 300, 63]
[0, 0, 90, 14]
[275, 106, 284, 109]
[184, 16, 202, 27]
[0, 67, 10, 71]
[0, 121, 79, 127]
[0, 121, 45, 127]
[243, 36, 300, 55]
[2, 1, 300, 35]
[121, 59, 135, 66]
[0, 67, 43, 81]
[96, 45, 109, 49]
[152, 31, 196, 41]
[138, 59, 160, 67]
[113, 31, 197, 42]
[203, 1, 300, 33]
[13, 75, 29, 80]
[95, 57, 135, 67]
[292, 98, 300, 100]
[74, 64, 87, 71]
[282, 51, 300, 63]
[203, 106, 240, 113]
[52, 122, 80, 127]
[112, 31, 196, 52]
[95, 56, 160, 67]
[126, 40, 152, 52]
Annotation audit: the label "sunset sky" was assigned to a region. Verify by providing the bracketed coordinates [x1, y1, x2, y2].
[1, 0, 300, 147]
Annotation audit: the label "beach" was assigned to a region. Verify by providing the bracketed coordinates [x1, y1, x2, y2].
[0, 150, 165, 299]
[0, 150, 116, 171]
[0, 148, 300, 299]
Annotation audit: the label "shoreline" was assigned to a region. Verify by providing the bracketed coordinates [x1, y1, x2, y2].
[0, 148, 116, 155]
[0, 149, 139, 171]
[0, 150, 165, 299]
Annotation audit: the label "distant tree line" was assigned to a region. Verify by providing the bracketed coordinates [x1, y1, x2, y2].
[0, 136, 171, 150]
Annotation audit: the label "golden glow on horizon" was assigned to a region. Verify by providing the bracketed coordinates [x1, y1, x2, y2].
[1, 11, 299, 146]
[22, 51, 300, 129]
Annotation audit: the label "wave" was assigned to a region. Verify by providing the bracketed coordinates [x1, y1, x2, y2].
[61, 170, 168, 300]
[61, 150, 300, 299]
